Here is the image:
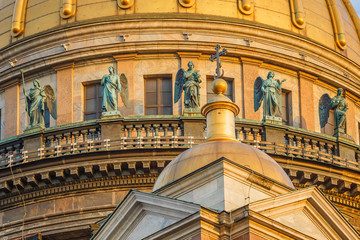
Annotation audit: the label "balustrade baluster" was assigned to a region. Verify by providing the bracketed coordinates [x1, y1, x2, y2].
[242, 128, 248, 140]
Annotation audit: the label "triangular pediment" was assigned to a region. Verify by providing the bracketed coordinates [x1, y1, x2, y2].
[92, 190, 201, 240]
[249, 186, 360, 240]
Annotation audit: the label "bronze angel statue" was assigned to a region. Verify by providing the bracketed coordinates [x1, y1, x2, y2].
[101, 66, 129, 113]
[254, 71, 286, 119]
[319, 88, 348, 136]
[21, 70, 57, 128]
[174, 61, 202, 109]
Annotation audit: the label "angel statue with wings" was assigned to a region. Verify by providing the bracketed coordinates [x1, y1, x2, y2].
[101, 66, 129, 115]
[174, 61, 202, 109]
[21, 70, 57, 129]
[319, 88, 348, 137]
[254, 71, 286, 120]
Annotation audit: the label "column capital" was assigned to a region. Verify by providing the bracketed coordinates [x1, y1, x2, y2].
[53, 63, 74, 72]
[113, 53, 138, 61]
[298, 71, 317, 82]
[240, 57, 263, 66]
[177, 52, 202, 59]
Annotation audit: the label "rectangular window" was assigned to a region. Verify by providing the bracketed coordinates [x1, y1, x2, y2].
[275, 90, 291, 125]
[144, 75, 172, 115]
[281, 91, 289, 125]
[321, 110, 335, 136]
[206, 77, 234, 102]
[84, 82, 104, 120]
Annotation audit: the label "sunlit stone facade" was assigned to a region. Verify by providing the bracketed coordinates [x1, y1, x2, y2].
[0, 0, 360, 239]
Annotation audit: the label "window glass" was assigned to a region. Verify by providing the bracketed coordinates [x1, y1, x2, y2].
[144, 76, 172, 115]
[84, 82, 103, 120]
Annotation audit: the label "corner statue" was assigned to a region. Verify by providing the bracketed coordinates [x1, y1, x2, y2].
[254, 71, 286, 119]
[319, 88, 348, 137]
[174, 61, 202, 109]
[21, 70, 57, 128]
[101, 66, 129, 114]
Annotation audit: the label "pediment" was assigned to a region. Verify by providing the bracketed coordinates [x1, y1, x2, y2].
[249, 186, 360, 240]
[92, 190, 201, 240]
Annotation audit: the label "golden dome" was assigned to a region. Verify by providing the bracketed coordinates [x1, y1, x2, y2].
[153, 140, 295, 191]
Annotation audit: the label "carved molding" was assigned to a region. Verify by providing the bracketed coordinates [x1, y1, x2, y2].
[117, 0, 134, 9]
[11, 0, 28, 37]
[60, 0, 76, 19]
[238, 0, 254, 15]
[326, 0, 346, 49]
[178, 0, 195, 8]
[289, 0, 305, 29]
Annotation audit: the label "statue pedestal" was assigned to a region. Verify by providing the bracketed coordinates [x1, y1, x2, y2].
[23, 125, 45, 152]
[263, 116, 282, 125]
[101, 111, 122, 119]
[24, 124, 45, 133]
[183, 108, 201, 116]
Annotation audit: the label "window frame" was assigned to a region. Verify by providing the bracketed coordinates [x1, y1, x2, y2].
[83, 80, 104, 120]
[144, 74, 173, 115]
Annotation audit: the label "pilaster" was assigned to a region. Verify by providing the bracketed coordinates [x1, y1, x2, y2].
[241, 57, 263, 120]
[344, 91, 358, 141]
[54, 63, 74, 125]
[298, 71, 317, 131]
[5, 83, 19, 138]
[114, 54, 137, 116]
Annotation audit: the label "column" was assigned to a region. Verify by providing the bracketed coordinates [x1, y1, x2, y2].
[54, 63, 74, 125]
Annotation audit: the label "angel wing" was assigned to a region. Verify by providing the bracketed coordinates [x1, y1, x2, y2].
[119, 73, 129, 108]
[174, 68, 185, 104]
[44, 85, 57, 120]
[254, 76, 264, 112]
[319, 93, 332, 128]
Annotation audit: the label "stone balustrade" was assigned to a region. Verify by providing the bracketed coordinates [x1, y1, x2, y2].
[0, 116, 359, 170]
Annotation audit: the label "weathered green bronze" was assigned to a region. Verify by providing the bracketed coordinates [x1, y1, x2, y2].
[319, 88, 348, 137]
[254, 71, 286, 119]
[101, 66, 129, 115]
[21, 70, 57, 129]
[174, 61, 202, 109]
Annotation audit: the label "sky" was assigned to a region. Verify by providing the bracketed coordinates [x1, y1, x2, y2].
[349, 0, 360, 17]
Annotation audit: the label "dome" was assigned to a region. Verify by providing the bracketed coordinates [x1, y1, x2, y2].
[153, 140, 295, 191]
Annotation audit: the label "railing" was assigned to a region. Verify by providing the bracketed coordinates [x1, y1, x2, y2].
[2, 136, 359, 171]
[0, 116, 359, 170]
